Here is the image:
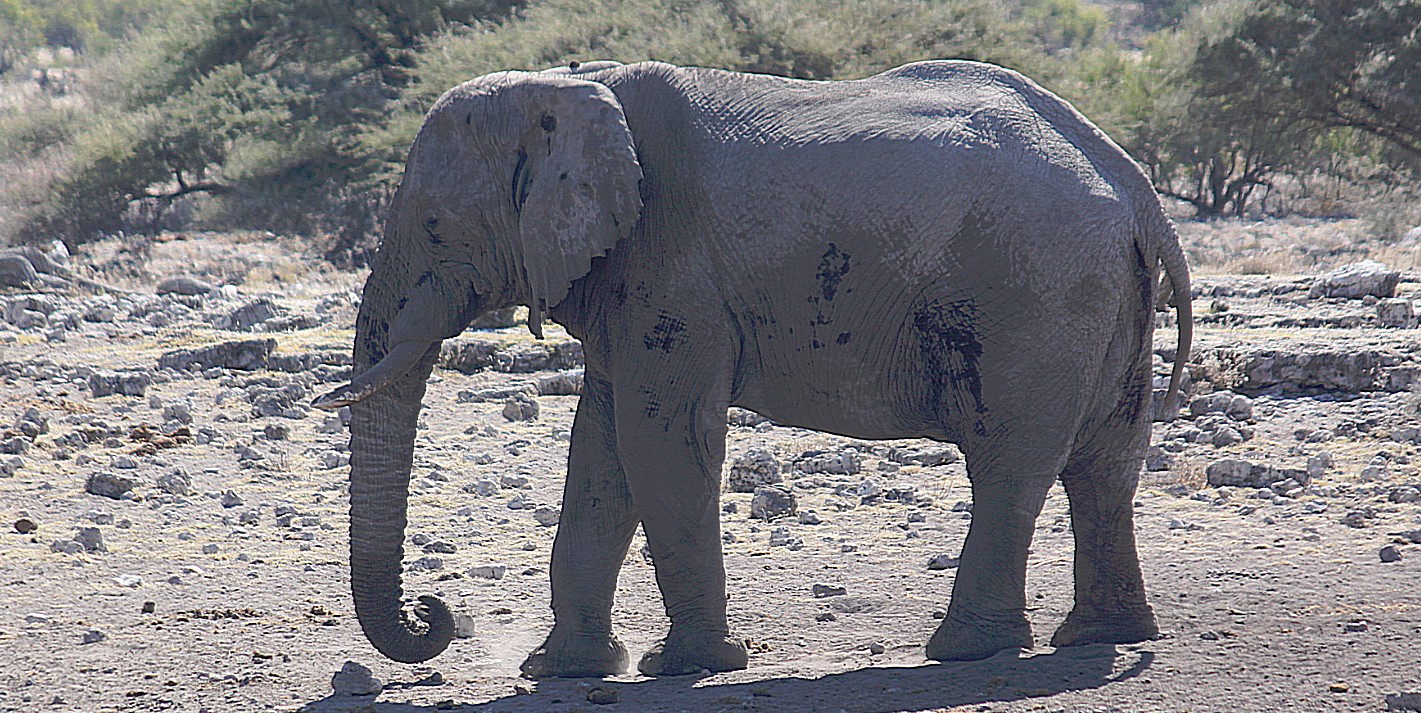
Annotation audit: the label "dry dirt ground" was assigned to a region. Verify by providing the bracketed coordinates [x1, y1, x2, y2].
[1, 219, 1420, 713]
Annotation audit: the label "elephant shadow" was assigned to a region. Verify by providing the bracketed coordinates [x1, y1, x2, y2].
[299, 644, 1152, 712]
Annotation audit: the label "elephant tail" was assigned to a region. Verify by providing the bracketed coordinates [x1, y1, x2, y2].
[1152, 212, 1192, 420]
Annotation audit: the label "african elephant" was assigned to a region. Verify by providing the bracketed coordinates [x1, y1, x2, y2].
[314, 58, 1192, 677]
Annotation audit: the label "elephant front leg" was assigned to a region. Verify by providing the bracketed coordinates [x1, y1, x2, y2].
[615, 384, 748, 676]
[521, 375, 640, 678]
[926, 459, 1057, 661]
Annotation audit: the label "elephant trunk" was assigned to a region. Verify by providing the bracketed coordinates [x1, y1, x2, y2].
[345, 347, 455, 663]
[332, 244, 457, 663]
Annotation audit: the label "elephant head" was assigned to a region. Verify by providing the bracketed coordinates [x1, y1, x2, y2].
[312, 71, 642, 663]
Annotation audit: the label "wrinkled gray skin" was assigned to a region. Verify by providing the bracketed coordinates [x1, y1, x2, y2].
[315, 59, 1192, 676]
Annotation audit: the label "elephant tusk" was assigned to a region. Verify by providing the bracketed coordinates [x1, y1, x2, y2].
[312, 341, 431, 410]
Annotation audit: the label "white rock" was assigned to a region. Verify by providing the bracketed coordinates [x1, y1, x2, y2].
[926, 554, 959, 570]
[467, 565, 507, 580]
[330, 660, 382, 696]
[1310, 260, 1399, 299]
[1377, 298, 1416, 328]
[453, 613, 476, 639]
[725, 448, 782, 493]
[533, 505, 560, 527]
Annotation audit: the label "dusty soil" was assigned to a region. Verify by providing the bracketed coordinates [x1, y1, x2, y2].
[1, 219, 1419, 713]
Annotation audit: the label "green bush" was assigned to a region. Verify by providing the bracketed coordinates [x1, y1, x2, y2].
[0, 0, 1415, 252]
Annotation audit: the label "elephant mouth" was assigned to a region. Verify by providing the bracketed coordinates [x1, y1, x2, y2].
[312, 340, 433, 410]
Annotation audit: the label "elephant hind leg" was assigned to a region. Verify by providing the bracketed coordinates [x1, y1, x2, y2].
[926, 443, 1064, 662]
[1050, 425, 1158, 649]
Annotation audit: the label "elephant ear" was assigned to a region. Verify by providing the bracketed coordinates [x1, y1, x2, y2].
[512, 77, 642, 338]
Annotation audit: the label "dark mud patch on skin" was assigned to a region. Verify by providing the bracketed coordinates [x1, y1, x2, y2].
[816, 243, 852, 302]
[643, 313, 687, 352]
[914, 300, 989, 437]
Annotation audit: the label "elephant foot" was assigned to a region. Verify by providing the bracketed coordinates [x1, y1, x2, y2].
[520, 629, 629, 679]
[637, 630, 748, 676]
[1049, 606, 1159, 649]
[925, 613, 1033, 662]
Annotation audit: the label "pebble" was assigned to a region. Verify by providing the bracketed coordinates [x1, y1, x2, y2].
[726, 448, 783, 493]
[85, 472, 137, 500]
[452, 613, 476, 639]
[1342, 620, 1368, 633]
[749, 485, 796, 521]
[812, 584, 847, 598]
[532, 505, 561, 527]
[467, 565, 507, 580]
[501, 393, 539, 421]
[155, 470, 192, 496]
[202, 543, 220, 554]
[587, 687, 619, 705]
[926, 554, 959, 570]
[220, 490, 244, 508]
[797, 510, 822, 525]
[1380, 545, 1403, 563]
[81, 629, 106, 644]
[13, 517, 37, 534]
[331, 660, 382, 696]
[795, 449, 861, 475]
[1385, 691, 1421, 711]
[768, 526, 802, 549]
[74, 527, 106, 552]
[114, 575, 142, 588]
[868, 642, 886, 655]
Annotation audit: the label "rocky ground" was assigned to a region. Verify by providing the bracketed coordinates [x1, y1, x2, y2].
[1, 219, 1419, 713]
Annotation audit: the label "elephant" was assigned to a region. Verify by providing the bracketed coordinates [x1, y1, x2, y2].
[313, 58, 1192, 677]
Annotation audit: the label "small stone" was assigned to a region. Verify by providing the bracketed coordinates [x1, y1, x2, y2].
[1329, 682, 1350, 693]
[501, 393, 539, 422]
[587, 687, 619, 705]
[1380, 545, 1403, 563]
[14, 517, 36, 534]
[75, 527, 105, 552]
[812, 584, 846, 598]
[1385, 691, 1421, 711]
[1377, 298, 1416, 328]
[887, 445, 958, 467]
[452, 613, 476, 639]
[81, 629, 106, 644]
[1310, 260, 1400, 299]
[220, 490, 243, 508]
[86, 472, 138, 500]
[114, 574, 142, 588]
[141, 601, 155, 614]
[331, 660, 382, 696]
[816, 612, 837, 622]
[155, 470, 192, 496]
[1342, 620, 1368, 633]
[319, 451, 349, 469]
[422, 540, 457, 554]
[263, 423, 290, 440]
[749, 485, 796, 521]
[768, 526, 802, 549]
[156, 275, 216, 296]
[927, 554, 959, 570]
[794, 449, 861, 475]
[868, 642, 886, 655]
[797, 510, 822, 525]
[532, 505, 561, 527]
[467, 565, 507, 580]
[726, 448, 782, 493]
[202, 543, 219, 554]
